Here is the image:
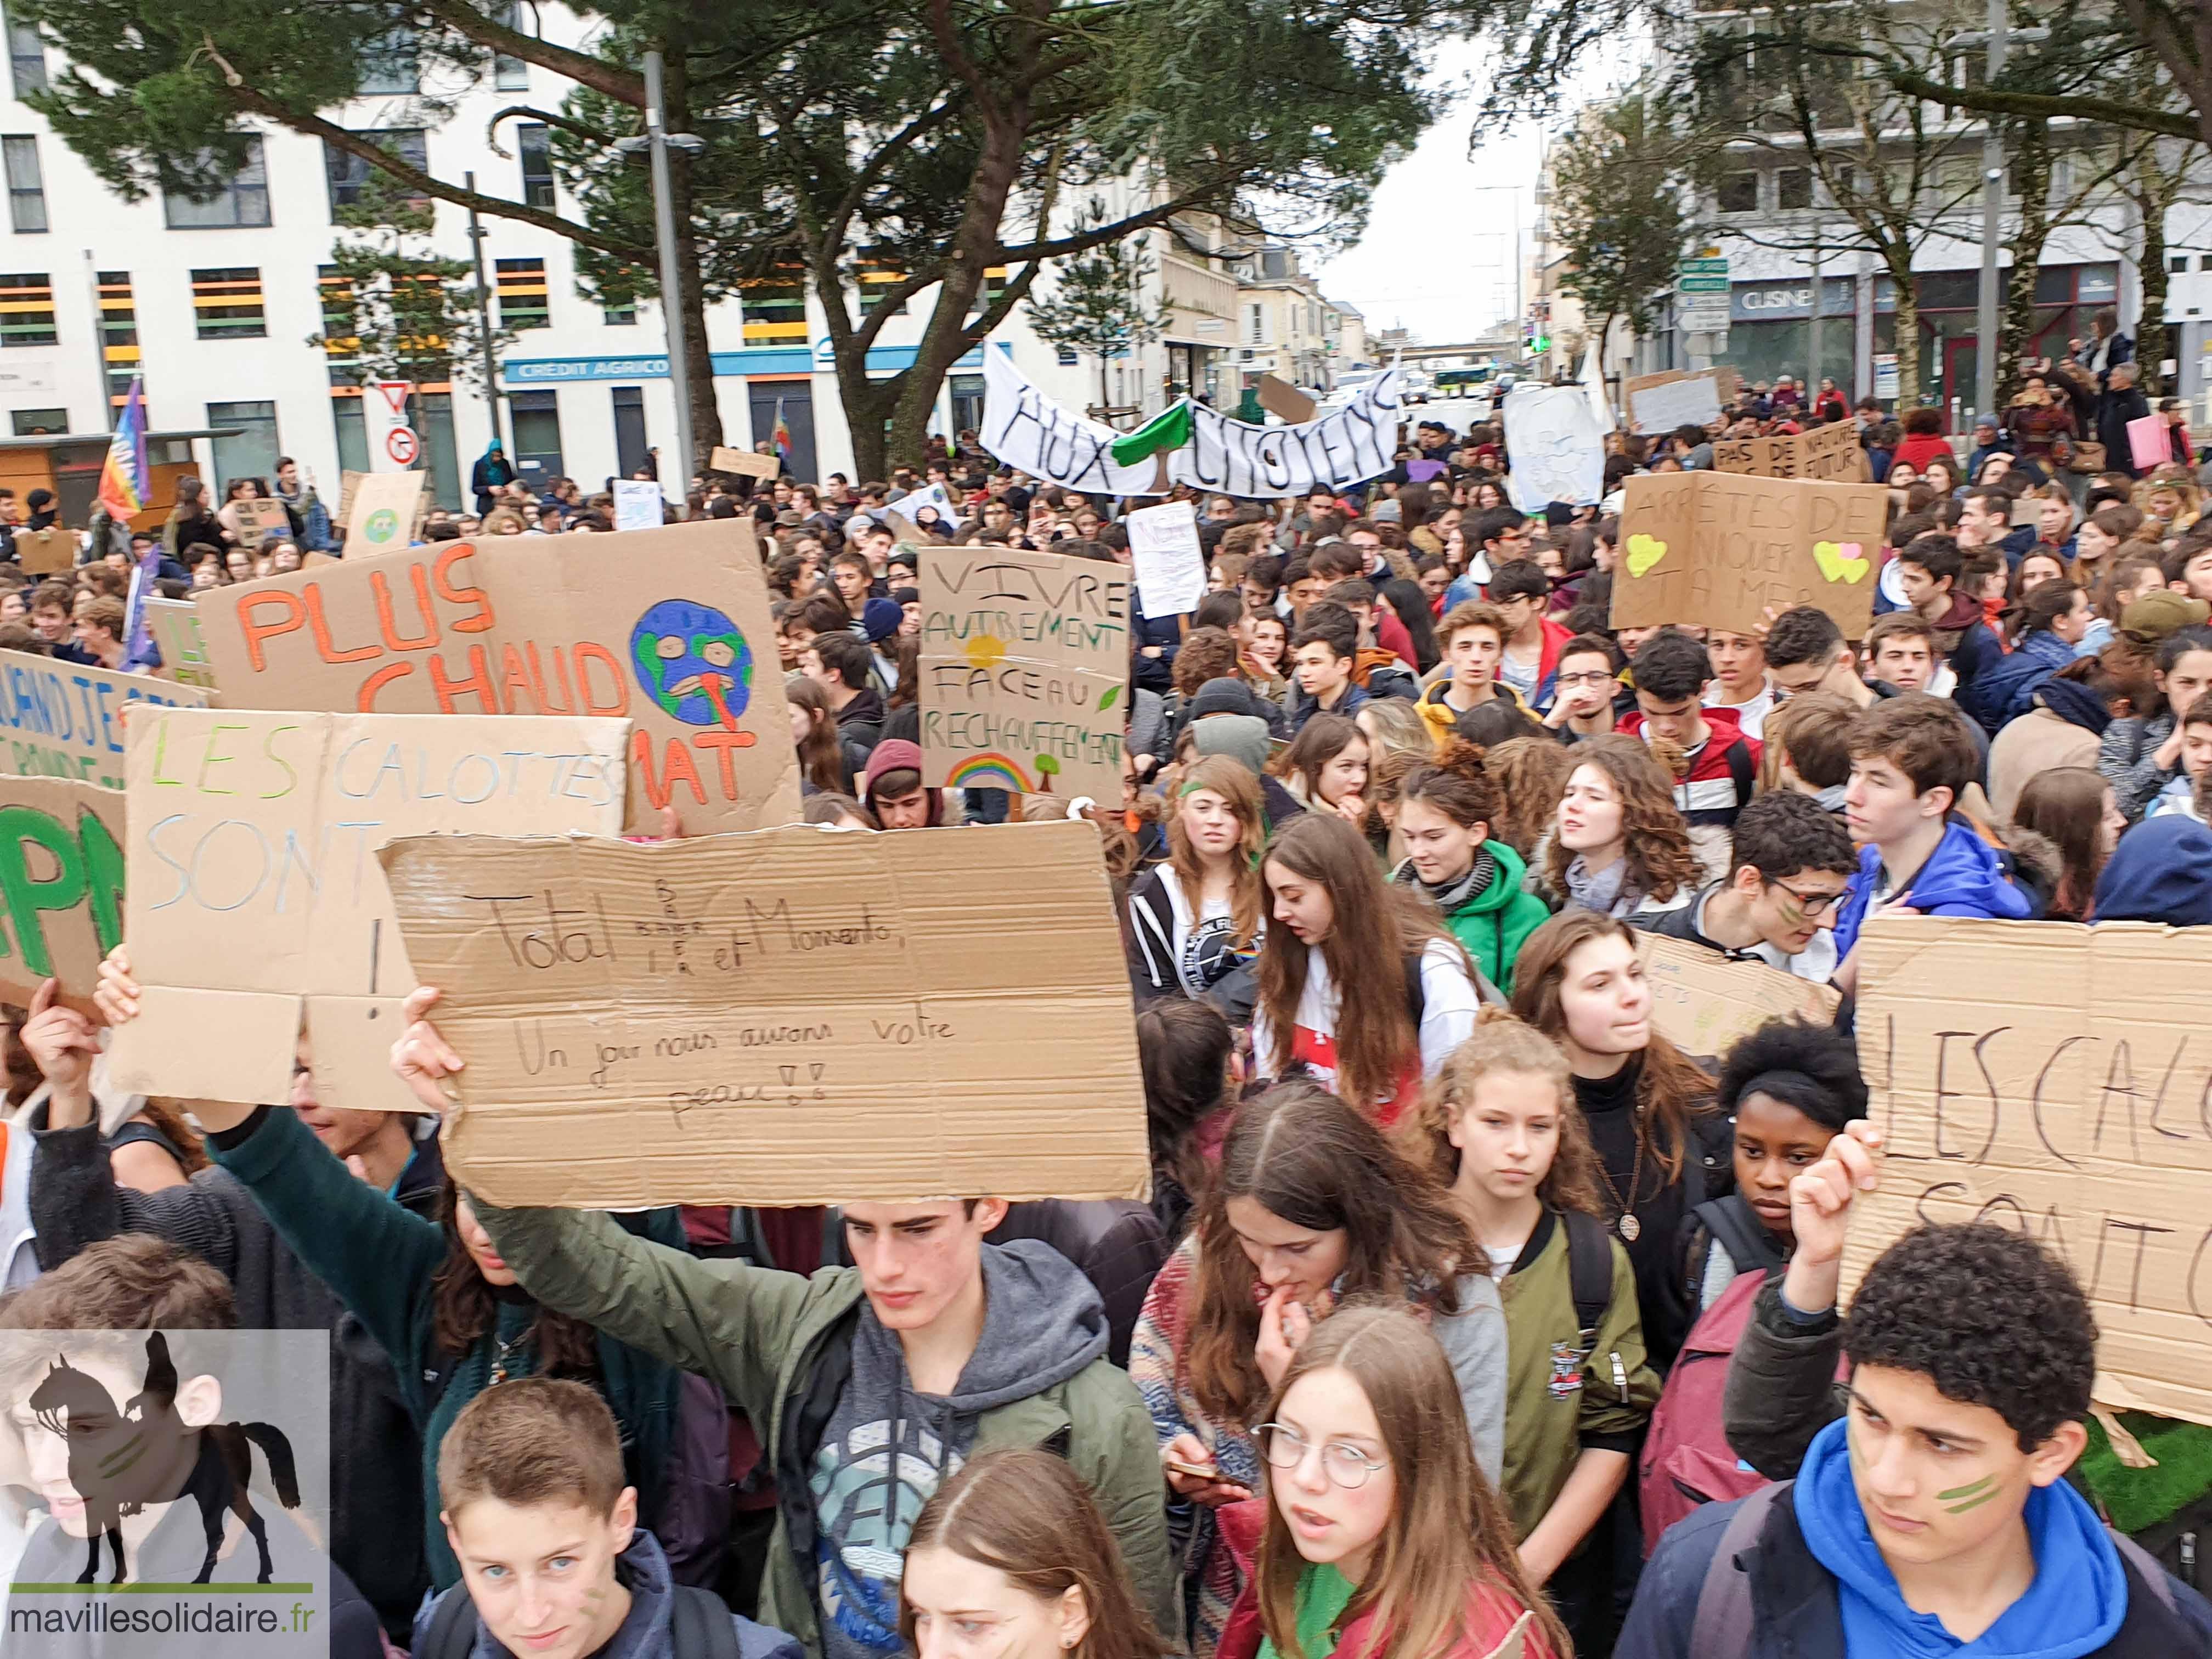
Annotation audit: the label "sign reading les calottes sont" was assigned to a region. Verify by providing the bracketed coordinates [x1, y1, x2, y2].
[191, 520, 802, 833]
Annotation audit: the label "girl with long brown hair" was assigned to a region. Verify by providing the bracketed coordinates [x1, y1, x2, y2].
[1271, 713, 1369, 825]
[1131, 1082, 1506, 1657]
[1544, 733, 1699, 919]
[901, 1449, 1171, 1659]
[2012, 765, 2124, 919]
[1127, 757, 1267, 1001]
[1405, 1010, 1658, 1647]
[1217, 1305, 1567, 1659]
[787, 675, 853, 794]
[1390, 741, 1555, 995]
[1510, 910, 1726, 1371]
[1254, 814, 1485, 1123]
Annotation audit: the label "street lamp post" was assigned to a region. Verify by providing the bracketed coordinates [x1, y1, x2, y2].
[615, 52, 706, 498]
[1974, 0, 2006, 421]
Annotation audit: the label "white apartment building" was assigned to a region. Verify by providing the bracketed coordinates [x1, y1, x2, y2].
[0, 3, 1148, 505]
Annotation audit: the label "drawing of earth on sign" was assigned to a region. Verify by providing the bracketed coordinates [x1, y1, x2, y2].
[630, 599, 754, 729]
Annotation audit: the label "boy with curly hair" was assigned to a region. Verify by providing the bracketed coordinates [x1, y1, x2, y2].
[1619, 1130, 2212, 1656]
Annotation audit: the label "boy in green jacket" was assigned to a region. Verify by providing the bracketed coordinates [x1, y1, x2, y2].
[391, 990, 1177, 1659]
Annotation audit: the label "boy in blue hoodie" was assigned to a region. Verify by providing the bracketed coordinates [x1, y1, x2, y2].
[422, 1376, 802, 1659]
[1831, 695, 2035, 991]
[1618, 1138, 2212, 1658]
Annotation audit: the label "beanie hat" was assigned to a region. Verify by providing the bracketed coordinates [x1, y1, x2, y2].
[861, 597, 902, 644]
[1186, 676, 1266, 721]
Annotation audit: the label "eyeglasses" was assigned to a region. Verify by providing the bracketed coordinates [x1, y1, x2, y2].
[1769, 879, 1846, 918]
[1252, 1423, 1390, 1489]
[1556, 670, 1615, 688]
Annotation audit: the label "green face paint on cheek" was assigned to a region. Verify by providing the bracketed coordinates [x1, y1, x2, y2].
[1940, 1473, 2001, 1513]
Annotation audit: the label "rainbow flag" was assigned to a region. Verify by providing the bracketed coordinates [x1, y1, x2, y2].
[771, 399, 793, 463]
[97, 376, 150, 521]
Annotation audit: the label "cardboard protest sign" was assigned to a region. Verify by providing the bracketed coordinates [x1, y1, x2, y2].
[918, 546, 1129, 799]
[377, 820, 1150, 1208]
[708, 445, 780, 481]
[236, 498, 290, 539]
[1611, 471, 1889, 638]
[1635, 932, 1839, 1062]
[2128, 414, 2170, 473]
[0, 775, 125, 1008]
[1257, 374, 1317, 424]
[1713, 420, 1866, 483]
[1624, 370, 1725, 435]
[613, 479, 664, 532]
[14, 527, 75, 576]
[105, 709, 631, 1113]
[190, 520, 803, 834]
[1126, 500, 1206, 618]
[144, 597, 217, 690]
[343, 469, 425, 555]
[0, 652, 208, 789]
[1502, 386, 1606, 512]
[1844, 917, 2212, 1426]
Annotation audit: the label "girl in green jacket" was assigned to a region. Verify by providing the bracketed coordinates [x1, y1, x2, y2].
[1404, 1007, 1659, 1657]
[1391, 741, 1555, 994]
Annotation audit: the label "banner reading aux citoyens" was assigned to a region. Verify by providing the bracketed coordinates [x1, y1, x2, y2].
[918, 546, 1130, 799]
[1844, 916, 2212, 1427]
[980, 348, 1403, 497]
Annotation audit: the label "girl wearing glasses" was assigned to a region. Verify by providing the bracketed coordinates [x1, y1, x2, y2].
[1130, 1082, 1505, 1657]
[1219, 1305, 1566, 1659]
[1405, 1009, 1658, 1652]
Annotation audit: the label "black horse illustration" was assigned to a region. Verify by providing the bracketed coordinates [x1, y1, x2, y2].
[27, 1332, 300, 1585]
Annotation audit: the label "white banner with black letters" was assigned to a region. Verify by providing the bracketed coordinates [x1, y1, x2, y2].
[1170, 372, 1402, 497]
[980, 349, 1165, 495]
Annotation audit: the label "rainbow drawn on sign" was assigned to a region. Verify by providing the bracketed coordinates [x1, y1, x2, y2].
[944, 753, 1032, 792]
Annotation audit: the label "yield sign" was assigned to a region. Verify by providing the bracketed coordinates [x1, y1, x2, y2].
[372, 379, 414, 417]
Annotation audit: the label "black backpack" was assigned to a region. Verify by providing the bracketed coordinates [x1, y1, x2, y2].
[415, 1579, 741, 1659]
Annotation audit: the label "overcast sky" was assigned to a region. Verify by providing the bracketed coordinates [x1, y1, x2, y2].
[1314, 38, 1645, 345]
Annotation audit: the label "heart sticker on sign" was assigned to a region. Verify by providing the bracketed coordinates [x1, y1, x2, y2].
[1813, 540, 1870, 583]
[1626, 534, 1669, 577]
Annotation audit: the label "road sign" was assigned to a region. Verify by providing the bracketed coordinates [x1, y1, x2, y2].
[366, 379, 419, 475]
[1873, 353, 1899, 400]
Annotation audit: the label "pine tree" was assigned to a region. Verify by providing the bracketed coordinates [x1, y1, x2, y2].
[306, 178, 511, 392]
[1025, 203, 1176, 427]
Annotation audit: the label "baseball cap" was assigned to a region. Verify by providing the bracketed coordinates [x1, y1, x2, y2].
[2121, 591, 2211, 640]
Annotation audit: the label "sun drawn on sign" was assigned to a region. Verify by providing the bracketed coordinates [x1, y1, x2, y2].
[630, 599, 754, 730]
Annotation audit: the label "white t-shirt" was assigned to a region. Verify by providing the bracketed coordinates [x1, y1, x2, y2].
[1705, 683, 1775, 740]
[1251, 936, 1482, 1117]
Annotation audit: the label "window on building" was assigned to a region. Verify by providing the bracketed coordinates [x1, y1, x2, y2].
[495, 0, 532, 90]
[741, 264, 808, 344]
[612, 385, 648, 478]
[97, 271, 140, 407]
[10, 408, 64, 436]
[2175, 255, 2193, 275]
[324, 129, 429, 215]
[1246, 303, 1265, 345]
[518, 123, 555, 210]
[165, 140, 272, 229]
[856, 254, 906, 317]
[1776, 168, 1812, 210]
[507, 388, 563, 483]
[0, 273, 55, 347]
[4, 5, 43, 97]
[192, 268, 267, 340]
[1717, 171, 1759, 214]
[318, 266, 361, 384]
[495, 257, 549, 330]
[603, 299, 637, 325]
[964, 265, 1009, 321]
[359, 27, 419, 95]
[3, 136, 42, 233]
[1261, 248, 1290, 280]
[207, 400, 280, 490]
